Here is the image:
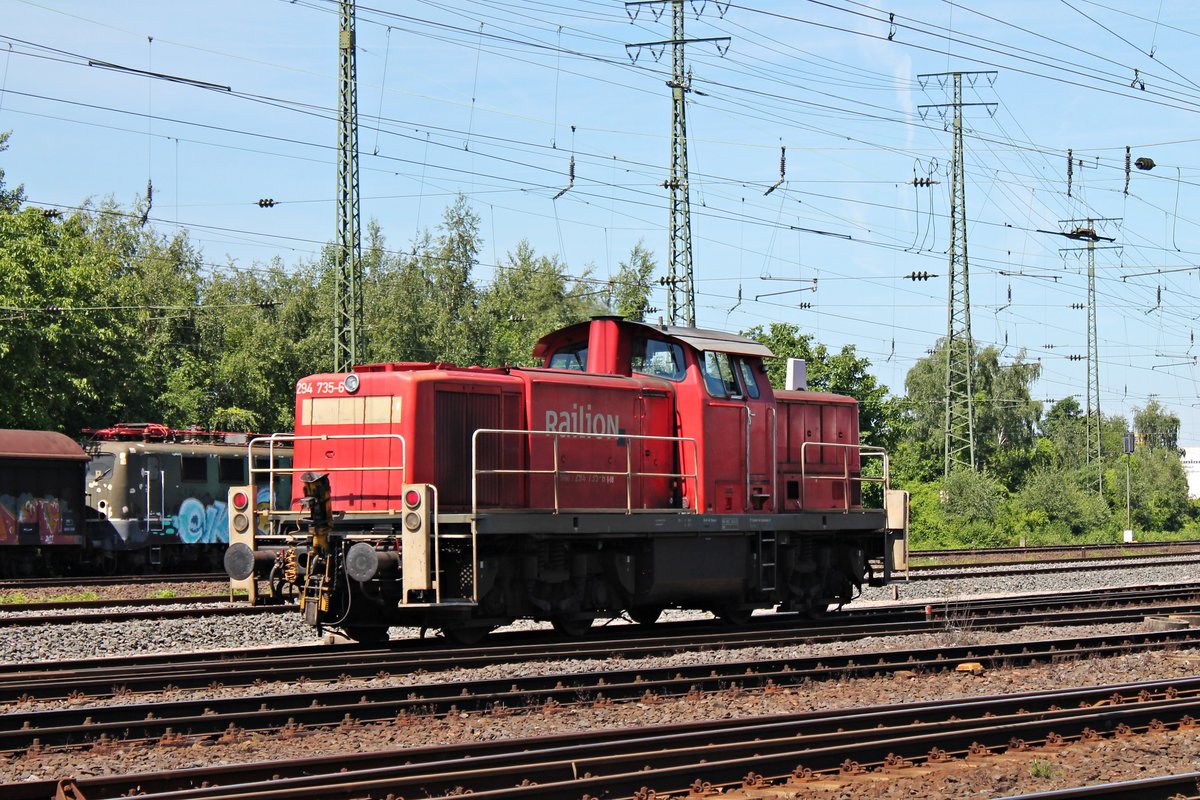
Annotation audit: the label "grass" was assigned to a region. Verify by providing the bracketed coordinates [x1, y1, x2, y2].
[48, 590, 100, 603]
[151, 589, 178, 599]
[0, 592, 29, 605]
[1029, 759, 1058, 780]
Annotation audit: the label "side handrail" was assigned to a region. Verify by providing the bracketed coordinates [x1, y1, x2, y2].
[247, 433, 407, 513]
[797, 441, 889, 512]
[470, 428, 699, 517]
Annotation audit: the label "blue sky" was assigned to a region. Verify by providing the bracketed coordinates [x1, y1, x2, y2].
[5, 1, 1200, 443]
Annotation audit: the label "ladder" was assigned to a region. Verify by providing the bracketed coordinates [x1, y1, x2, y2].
[758, 531, 778, 593]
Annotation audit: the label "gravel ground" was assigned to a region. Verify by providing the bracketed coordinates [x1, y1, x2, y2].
[3, 561, 1200, 795]
[854, 557, 1200, 606]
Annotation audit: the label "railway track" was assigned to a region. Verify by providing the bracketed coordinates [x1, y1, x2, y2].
[910, 539, 1200, 561]
[904, 553, 1200, 581]
[2, 583, 1198, 706]
[9, 674, 1200, 799]
[0, 599, 289, 627]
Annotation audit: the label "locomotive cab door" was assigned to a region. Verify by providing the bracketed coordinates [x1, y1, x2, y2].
[141, 455, 165, 533]
[699, 352, 773, 513]
[736, 357, 774, 512]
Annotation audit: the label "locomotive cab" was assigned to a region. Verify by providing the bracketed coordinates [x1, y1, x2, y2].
[230, 317, 907, 643]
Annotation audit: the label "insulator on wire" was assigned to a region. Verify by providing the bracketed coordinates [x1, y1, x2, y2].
[257, 198, 277, 208]
[906, 271, 936, 281]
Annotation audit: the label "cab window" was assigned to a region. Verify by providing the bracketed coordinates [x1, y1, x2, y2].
[702, 352, 741, 398]
[632, 337, 686, 381]
[549, 342, 588, 371]
[736, 358, 761, 399]
[181, 456, 208, 482]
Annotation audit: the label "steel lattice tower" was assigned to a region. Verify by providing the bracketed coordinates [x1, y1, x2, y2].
[919, 71, 995, 478]
[942, 72, 975, 477]
[1086, 230, 1101, 492]
[626, 1, 729, 328]
[1057, 218, 1117, 494]
[334, 0, 363, 373]
[665, 0, 694, 327]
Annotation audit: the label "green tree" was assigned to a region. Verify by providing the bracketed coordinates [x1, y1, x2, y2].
[1037, 396, 1087, 471]
[898, 339, 1041, 489]
[0, 132, 23, 213]
[477, 240, 601, 366]
[198, 261, 327, 431]
[1016, 467, 1111, 538]
[366, 231, 438, 363]
[608, 241, 655, 321]
[0, 201, 150, 431]
[425, 195, 482, 364]
[1134, 397, 1180, 451]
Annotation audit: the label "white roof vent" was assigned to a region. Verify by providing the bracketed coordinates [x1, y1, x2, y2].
[786, 358, 808, 391]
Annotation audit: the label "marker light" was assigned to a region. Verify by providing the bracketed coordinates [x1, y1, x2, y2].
[232, 491, 249, 510]
[404, 489, 422, 509]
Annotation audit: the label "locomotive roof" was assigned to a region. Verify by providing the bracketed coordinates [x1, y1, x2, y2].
[533, 318, 774, 359]
[0, 429, 89, 462]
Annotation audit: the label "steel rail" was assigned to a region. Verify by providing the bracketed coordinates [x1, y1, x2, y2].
[12, 678, 1200, 799]
[996, 773, 1200, 799]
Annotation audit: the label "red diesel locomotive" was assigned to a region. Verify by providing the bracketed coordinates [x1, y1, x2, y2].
[225, 317, 909, 642]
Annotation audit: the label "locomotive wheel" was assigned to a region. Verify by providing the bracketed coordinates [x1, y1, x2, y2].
[441, 622, 494, 646]
[340, 625, 390, 644]
[627, 606, 663, 625]
[712, 605, 753, 626]
[805, 602, 832, 620]
[550, 616, 593, 637]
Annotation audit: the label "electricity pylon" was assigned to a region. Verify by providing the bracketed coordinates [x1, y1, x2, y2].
[918, 71, 996, 478]
[334, 0, 363, 372]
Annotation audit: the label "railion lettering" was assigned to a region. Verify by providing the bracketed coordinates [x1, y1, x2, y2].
[544, 403, 620, 437]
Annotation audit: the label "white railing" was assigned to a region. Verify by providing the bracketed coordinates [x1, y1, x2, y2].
[247, 433, 407, 513]
[796, 442, 889, 512]
[470, 428, 699, 516]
